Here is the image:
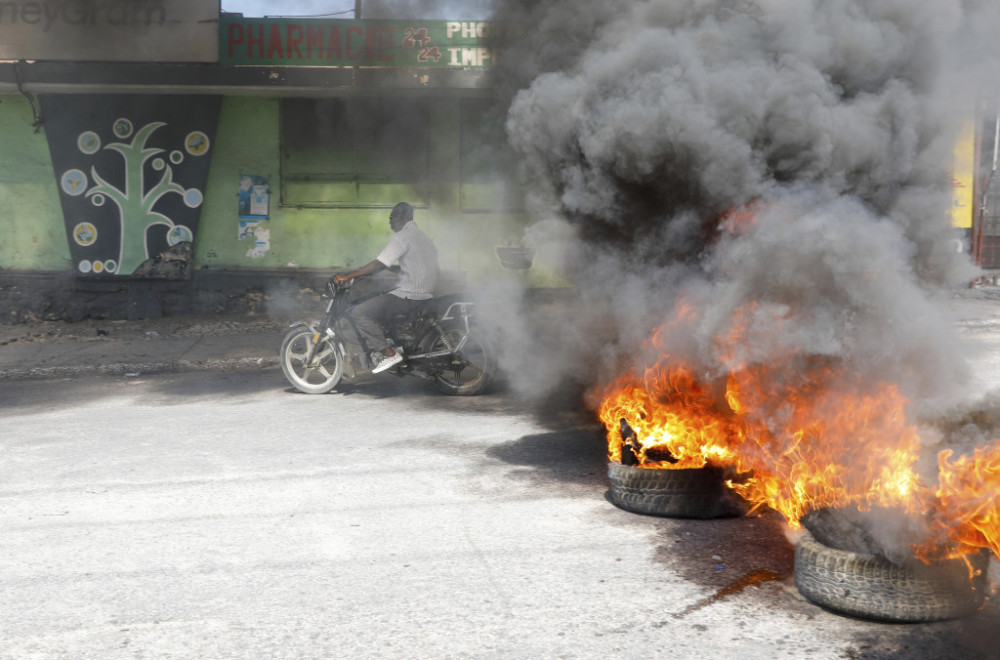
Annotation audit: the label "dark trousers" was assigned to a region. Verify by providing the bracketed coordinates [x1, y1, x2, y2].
[345, 293, 421, 352]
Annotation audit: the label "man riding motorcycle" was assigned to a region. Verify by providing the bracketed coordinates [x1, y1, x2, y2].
[332, 202, 439, 374]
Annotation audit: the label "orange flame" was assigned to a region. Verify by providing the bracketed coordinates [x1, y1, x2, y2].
[919, 447, 1000, 560]
[594, 299, 1000, 562]
[597, 304, 736, 469]
[723, 365, 921, 525]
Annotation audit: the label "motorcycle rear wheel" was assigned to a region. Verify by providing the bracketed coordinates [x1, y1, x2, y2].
[425, 327, 496, 396]
[280, 327, 343, 394]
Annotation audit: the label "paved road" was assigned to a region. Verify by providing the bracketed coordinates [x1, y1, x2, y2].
[2, 369, 999, 659]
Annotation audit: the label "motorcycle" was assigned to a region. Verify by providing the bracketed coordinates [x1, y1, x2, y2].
[280, 279, 497, 395]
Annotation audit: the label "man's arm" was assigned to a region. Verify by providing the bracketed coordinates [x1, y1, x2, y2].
[333, 259, 386, 283]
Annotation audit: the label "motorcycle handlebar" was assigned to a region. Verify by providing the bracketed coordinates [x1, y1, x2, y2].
[325, 277, 354, 297]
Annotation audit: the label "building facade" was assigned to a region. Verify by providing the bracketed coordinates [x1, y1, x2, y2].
[0, 11, 543, 321]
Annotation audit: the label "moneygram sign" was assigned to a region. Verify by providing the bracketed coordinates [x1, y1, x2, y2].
[220, 17, 493, 68]
[0, 0, 217, 62]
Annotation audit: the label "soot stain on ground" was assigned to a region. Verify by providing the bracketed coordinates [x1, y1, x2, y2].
[652, 510, 795, 591]
[666, 568, 786, 621]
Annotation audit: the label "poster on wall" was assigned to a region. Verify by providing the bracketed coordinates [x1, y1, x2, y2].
[950, 120, 976, 255]
[239, 175, 270, 219]
[40, 94, 222, 279]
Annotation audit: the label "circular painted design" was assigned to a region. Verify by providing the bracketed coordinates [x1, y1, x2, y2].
[167, 225, 193, 245]
[61, 169, 88, 196]
[78, 260, 92, 274]
[170, 150, 184, 164]
[104, 260, 118, 273]
[91, 193, 105, 206]
[92, 261, 104, 273]
[78, 131, 100, 154]
[152, 157, 166, 171]
[184, 131, 210, 156]
[183, 188, 203, 208]
[113, 118, 133, 139]
[73, 222, 97, 246]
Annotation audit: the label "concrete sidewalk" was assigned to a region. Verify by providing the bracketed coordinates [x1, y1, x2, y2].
[0, 314, 289, 381]
[0, 286, 587, 383]
[4, 285, 999, 383]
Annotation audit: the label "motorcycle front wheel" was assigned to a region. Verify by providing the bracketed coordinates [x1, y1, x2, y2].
[424, 327, 497, 396]
[280, 327, 344, 394]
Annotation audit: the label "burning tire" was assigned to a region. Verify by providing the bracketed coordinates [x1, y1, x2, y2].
[607, 462, 746, 519]
[794, 530, 989, 622]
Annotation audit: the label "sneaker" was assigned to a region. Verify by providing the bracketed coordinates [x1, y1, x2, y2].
[371, 350, 404, 374]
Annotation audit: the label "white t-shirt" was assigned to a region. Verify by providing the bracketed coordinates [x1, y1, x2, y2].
[376, 221, 439, 300]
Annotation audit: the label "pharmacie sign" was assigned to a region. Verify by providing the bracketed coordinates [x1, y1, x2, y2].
[220, 17, 493, 68]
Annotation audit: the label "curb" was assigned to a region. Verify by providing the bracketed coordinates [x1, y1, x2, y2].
[0, 356, 280, 382]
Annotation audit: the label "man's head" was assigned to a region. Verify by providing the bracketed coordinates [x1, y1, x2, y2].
[389, 202, 413, 232]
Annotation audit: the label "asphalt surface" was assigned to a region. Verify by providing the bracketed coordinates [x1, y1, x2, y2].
[4, 369, 1000, 660]
[4, 286, 1000, 658]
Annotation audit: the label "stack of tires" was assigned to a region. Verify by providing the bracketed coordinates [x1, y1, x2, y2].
[604, 419, 989, 623]
[607, 463, 989, 622]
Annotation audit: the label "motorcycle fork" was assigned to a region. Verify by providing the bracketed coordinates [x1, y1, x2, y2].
[306, 303, 337, 363]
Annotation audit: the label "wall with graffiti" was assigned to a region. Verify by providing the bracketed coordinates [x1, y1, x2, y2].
[39, 94, 221, 279]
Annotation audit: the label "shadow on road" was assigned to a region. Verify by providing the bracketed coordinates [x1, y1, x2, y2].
[838, 605, 1000, 660]
[0, 368, 286, 413]
[114, 367, 296, 407]
[486, 427, 609, 495]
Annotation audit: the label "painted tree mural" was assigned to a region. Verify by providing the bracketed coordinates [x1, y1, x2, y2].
[41, 94, 221, 279]
[81, 120, 206, 274]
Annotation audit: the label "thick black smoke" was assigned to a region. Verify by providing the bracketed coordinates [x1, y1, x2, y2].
[486, 0, 1000, 404]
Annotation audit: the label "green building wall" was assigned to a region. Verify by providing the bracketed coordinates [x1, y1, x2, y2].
[198, 95, 542, 286]
[0, 93, 550, 288]
[0, 96, 68, 271]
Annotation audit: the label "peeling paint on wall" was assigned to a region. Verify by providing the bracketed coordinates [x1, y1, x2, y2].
[246, 227, 270, 258]
[238, 219, 260, 240]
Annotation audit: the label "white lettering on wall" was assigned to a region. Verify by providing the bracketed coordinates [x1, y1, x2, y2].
[445, 21, 488, 39]
[0, 1, 166, 33]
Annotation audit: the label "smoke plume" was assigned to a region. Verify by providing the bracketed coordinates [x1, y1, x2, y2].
[487, 0, 1000, 407]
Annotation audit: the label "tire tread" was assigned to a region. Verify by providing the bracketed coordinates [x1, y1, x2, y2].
[607, 462, 745, 519]
[794, 531, 987, 622]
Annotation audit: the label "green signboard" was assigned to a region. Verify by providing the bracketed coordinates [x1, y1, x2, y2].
[220, 17, 493, 68]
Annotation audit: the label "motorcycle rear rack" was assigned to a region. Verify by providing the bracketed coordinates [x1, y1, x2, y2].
[440, 302, 474, 320]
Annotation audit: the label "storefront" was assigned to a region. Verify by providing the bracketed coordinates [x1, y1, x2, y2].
[0, 7, 541, 319]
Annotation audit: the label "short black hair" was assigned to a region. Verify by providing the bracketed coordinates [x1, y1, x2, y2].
[390, 202, 413, 223]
